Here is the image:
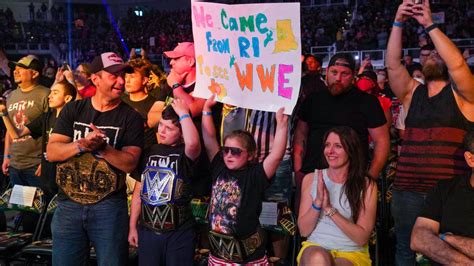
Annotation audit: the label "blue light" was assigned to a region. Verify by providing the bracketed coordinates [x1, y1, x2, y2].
[102, 0, 129, 56]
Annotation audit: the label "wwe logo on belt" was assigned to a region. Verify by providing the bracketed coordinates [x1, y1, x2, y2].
[141, 167, 175, 205]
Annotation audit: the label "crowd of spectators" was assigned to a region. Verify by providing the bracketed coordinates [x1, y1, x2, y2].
[1, 1, 474, 67]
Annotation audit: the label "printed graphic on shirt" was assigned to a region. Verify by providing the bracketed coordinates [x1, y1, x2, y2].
[8, 100, 34, 142]
[210, 173, 241, 234]
[72, 122, 120, 147]
[141, 153, 181, 206]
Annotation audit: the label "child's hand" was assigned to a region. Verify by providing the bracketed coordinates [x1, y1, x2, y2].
[275, 107, 288, 126]
[128, 227, 139, 247]
[203, 94, 217, 111]
[171, 98, 190, 117]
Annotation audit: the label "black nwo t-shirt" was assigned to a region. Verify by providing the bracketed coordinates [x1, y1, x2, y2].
[52, 98, 144, 200]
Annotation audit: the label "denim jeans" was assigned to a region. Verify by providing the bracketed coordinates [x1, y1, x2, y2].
[391, 189, 427, 266]
[264, 158, 293, 204]
[9, 166, 41, 187]
[138, 226, 194, 266]
[52, 196, 129, 266]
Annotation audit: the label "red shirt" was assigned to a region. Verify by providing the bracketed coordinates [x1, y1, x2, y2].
[78, 84, 96, 98]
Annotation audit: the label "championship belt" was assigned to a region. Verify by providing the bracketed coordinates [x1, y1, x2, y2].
[208, 228, 263, 263]
[56, 153, 123, 205]
[140, 166, 191, 233]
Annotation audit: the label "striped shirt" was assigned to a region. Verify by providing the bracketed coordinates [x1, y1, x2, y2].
[394, 84, 474, 193]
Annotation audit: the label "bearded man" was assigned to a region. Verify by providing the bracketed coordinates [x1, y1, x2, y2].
[293, 53, 389, 189]
[386, 1, 474, 265]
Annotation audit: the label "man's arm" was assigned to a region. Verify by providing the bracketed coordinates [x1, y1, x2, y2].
[293, 120, 308, 173]
[386, 1, 418, 104]
[412, 1, 474, 103]
[411, 217, 474, 265]
[367, 124, 390, 179]
[98, 145, 141, 174]
[444, 234, 474, 260]
[46, 133, 81, 162]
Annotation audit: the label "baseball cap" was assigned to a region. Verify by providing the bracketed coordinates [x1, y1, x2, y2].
[9, 55, 43, 73]
[89, 52, 133, 75]
[163, 42, 195, 59]
[328, 53, 356, 73]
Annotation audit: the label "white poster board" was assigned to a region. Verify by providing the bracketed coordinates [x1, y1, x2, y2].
[191, 1, 301, 114]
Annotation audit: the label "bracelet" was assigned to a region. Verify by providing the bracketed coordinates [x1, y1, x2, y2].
[3, 154, 11, 159]
[77, 143, 85, 154]
[325, 207, 338, 217]
[179, 114, 191, 122]
[393, 21, 404, 28]
[311, 203, 322, 212]
[425, 24, 438, 33]
[0, 112, 7, 117]
[172, 83, 182, 90]
[202, 111, 213, 116]
[439, 233, 446, 241]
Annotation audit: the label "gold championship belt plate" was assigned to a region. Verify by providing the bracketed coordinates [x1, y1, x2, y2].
[56, 153, 123, 204]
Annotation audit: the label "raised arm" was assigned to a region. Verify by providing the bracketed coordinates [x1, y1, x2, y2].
[201, 95, 220, 161]
[411, 217, 474, 265]
[147, 101, 165, 128]
[262, 108, 288, 178]
[0, 104, 23, 139]
[412, 1, 474, 103]
[386, 0, 419, 103]
[170, 99, 200, 161]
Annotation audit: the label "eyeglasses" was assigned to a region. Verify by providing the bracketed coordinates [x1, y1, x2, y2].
[222, 146, 245, 157]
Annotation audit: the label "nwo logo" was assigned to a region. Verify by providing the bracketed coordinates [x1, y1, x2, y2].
[73, 122, 120, 147]
[147, 154, 180, 175]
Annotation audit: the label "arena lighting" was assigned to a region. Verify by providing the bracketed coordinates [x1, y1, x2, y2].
[354, 55, 360, 60]
[102, 0, 130, 55]
[67, 0, 73, 65]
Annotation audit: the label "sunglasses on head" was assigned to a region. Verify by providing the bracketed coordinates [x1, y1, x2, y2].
[221, 146, 244, 156]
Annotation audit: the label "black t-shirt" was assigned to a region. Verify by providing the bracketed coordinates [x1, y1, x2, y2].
[131, 143, 196, 231]
[209, 153, 269, 262]
[52, 98, 144, 201]
[419, 174, 474, 238]
[298, 87, 386, 173]
[26, 109, 58, 197]
[121, 94, 158, 149]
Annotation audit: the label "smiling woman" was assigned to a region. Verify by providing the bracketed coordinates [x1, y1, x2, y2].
[297, 126, 377, 266]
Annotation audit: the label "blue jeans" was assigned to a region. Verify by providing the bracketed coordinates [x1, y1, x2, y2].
[264, 158, 292, 204]
[52, 196, 129, 266]
[9, 166, 41, 187]
[391, 190, 427, 266]
[138, 227, 194, 266]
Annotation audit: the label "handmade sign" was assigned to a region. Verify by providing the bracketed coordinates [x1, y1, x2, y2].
[191, 1, 301, 114]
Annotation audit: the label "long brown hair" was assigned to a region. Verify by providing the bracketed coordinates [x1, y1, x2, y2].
[323, 126, 371, 222]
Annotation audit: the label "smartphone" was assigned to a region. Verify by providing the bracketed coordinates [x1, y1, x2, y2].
[62, 62, 70, 71]
[135, 48, 142, 54]
[413, 0, 423, 4]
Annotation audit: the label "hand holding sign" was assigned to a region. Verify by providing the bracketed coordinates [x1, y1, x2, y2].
[192, 2, 301, 115]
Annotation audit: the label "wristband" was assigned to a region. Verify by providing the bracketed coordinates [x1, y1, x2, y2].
[172, 83, 182, 90]
[77, 143, 85, 154]
[3, 154, 11, 159]
[311, 203, 322, 212]
[439, 233, 446, 241]
[202, 111, 212, 116]
[179, 114, 191, 122]
[425, 24, 438, 33]
[393, 21, 404, 28]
